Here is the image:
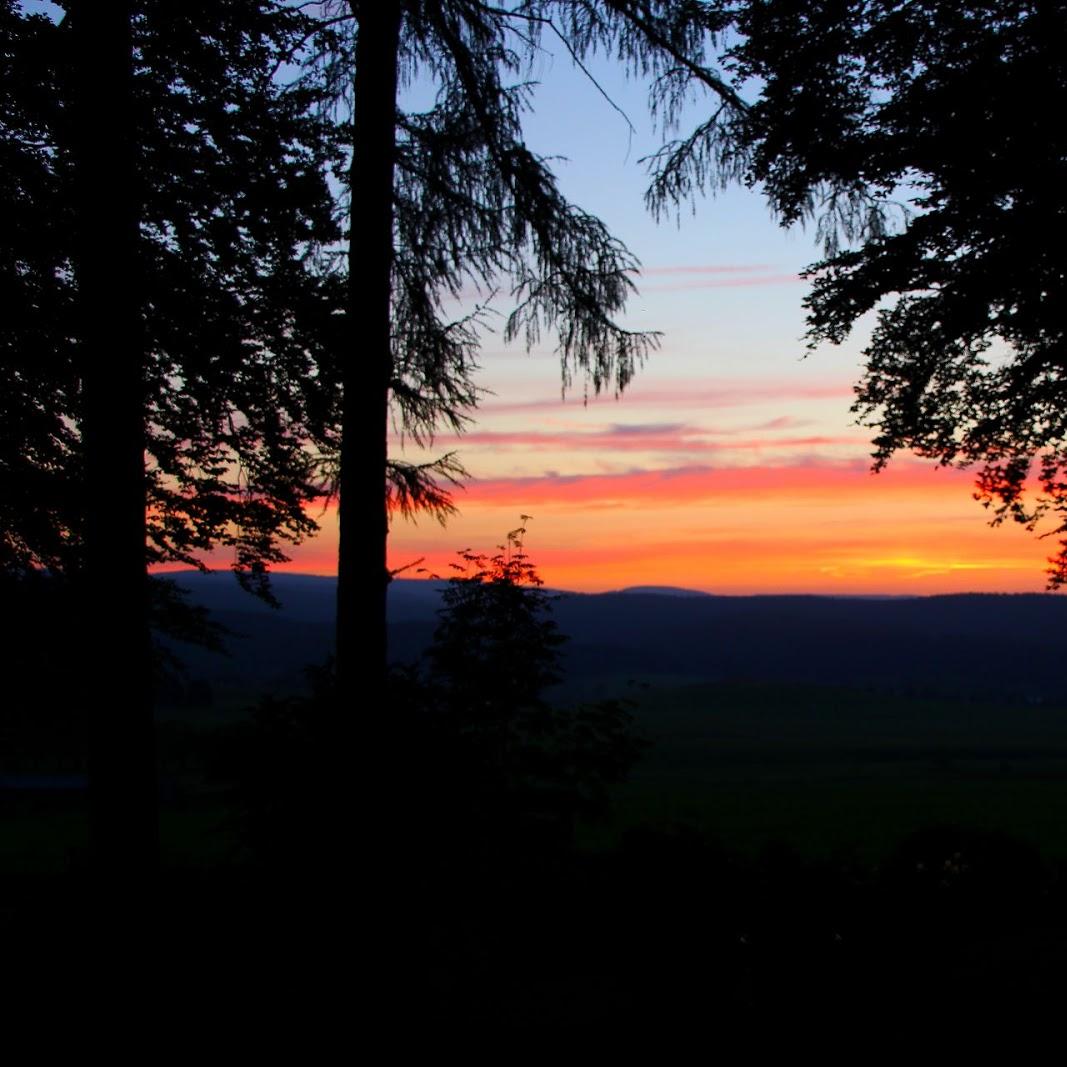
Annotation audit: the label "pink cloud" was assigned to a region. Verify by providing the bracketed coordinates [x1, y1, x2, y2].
[641, 273, 804, 292]
[453, 263, 781, 300]
[452, 458, 984, 510]
[641, 264, 776, 275]
[427, 425, 867, 455]
[750, 415, 809, 431]
[478, 380, 853, 416]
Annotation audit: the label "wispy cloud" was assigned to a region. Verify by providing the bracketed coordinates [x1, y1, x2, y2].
[641, 274, 803, 292]
[641, 264, 776, 275]
[448, 456, 999, 508]
[604, 421, 686, 436]
[478, 379, 853, 416]
[633, 262, 805, 291]
[443, 426, 867, 456]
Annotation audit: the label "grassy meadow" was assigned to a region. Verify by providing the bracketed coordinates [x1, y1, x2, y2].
[7, 679, 1067, 874]
[596, 681, 1067, 862]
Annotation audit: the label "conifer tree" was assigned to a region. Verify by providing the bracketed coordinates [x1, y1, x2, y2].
[318, 1, 747, 696]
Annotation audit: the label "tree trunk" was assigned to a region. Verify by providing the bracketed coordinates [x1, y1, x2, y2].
[74, 1, 157, 904]
[337, 2, 402, 703]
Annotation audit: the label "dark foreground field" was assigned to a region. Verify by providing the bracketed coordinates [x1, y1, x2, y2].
[614, 681, 1067, 860]
[5, 677, 1067, 1028]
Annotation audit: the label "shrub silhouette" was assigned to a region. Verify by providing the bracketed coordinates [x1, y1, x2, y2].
[223, 662, 337, 870]
[427, 521, 564, 727]
[230, 523, 644, 869]
[416, 521, 646, 858]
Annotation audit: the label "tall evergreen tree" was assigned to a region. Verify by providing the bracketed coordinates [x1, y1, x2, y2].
[319, 1, 747, 697]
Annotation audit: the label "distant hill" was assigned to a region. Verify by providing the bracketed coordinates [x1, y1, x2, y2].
[156, 572, 1067, 709]
[616, 585, 713, 598]
[164, 570, 447, 623]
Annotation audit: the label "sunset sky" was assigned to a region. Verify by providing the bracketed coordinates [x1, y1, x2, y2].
[246, 25, 1056, 594]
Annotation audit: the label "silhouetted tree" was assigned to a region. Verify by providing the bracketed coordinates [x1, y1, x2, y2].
[658, 1, 1067, 584]
[419, 522, 645, 855]
[428, 521, 564, 718]
[0, 1, 78, 576]
[7, 2, 346, 586]
[69, 0, 156, 897]
[315, 2, 748, 698]
[2, 1, 345, 880]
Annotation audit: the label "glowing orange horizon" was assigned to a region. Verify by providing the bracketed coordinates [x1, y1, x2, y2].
[155, 458, 1061, 597]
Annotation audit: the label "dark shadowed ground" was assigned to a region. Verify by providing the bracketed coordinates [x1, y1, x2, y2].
[5, 574, 1067, 1029]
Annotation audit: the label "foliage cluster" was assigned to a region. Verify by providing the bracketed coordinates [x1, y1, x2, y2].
[711, 0, 1067, 583]
[1, 0, 345, 593]
[236, 527, 645, 864]
[422, 522, 645, 840]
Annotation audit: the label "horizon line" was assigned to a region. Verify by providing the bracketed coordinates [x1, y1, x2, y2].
[153, 567, 1058, 599]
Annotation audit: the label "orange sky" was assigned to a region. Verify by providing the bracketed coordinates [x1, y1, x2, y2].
[168, 317, 1060, 597]
[263, 460, 1052, 596]
[163, 58, 1061, 599]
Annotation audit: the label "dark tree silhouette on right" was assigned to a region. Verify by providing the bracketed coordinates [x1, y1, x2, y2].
[727, 1, 1067, 583]
[650, 1, 1067, 584]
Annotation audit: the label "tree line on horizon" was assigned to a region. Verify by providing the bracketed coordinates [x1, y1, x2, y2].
[3, 0, 1065, 930]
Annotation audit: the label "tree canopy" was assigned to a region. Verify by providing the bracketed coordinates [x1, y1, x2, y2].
[1, 0, 345, 595]
[701, 0, 1067, 584]
[427, 521, 565, 715]
[0, 0, 352, 885]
